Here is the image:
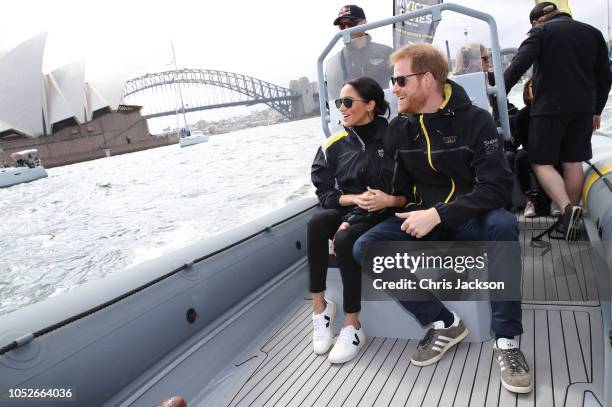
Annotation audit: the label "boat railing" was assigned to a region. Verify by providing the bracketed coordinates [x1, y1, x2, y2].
[316, 2, 511, 141]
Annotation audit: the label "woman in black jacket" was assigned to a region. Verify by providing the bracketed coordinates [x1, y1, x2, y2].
[309, 77, 407, 364]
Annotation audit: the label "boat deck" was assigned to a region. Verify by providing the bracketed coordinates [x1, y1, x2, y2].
[219, 215, 605, 407]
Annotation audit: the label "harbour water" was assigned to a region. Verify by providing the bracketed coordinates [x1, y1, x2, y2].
[0, 118, 322, 315]
[1, 89, 611, 316]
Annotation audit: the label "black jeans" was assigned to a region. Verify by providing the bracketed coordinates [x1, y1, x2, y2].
[308, 209, 378, 313]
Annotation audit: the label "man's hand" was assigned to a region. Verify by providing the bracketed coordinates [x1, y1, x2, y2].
[331, 222, 350, 255]
[396, 208, 441, 238]
[593, 115, 601, 132]
[362, 187, 391, 211]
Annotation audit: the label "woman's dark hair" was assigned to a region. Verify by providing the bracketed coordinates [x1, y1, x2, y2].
[344, 77, 390, 118]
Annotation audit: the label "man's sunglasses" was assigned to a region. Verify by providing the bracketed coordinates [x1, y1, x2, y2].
[338, 20, 360, 30]
[390, 72, 428, 87]
[334, 97, 367, 109]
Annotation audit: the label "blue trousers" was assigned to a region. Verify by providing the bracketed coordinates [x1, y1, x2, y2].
[353, 208, 523, 337]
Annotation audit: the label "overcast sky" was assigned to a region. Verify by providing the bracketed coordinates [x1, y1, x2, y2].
[1, 0, 608, 86]
[0, 1, 608, 129]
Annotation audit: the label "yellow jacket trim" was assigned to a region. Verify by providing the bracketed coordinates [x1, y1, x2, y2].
[419, 112, 455, 203]
[406, 185, 423, 207]
[444, 177, 456, 203]
[583, 164, 612, 207]
[324, 130, 348, 149]
[439, 83, 452, 110]
[419, 114, 437, 172]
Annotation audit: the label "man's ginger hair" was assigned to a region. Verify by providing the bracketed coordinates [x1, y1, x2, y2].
[390, 43, 449, 89]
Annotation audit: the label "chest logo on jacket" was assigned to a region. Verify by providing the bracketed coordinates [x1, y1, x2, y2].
[369, 58, 385, 66]
[442, 135, 457, 145]
[483, 139, 499, 155]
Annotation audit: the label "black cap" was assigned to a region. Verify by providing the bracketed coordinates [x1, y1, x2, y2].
[333, 5, 366, 25]
[529, 2, 557, 23]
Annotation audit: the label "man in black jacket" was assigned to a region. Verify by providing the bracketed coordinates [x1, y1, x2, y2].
[504, 2, 611, 240]
[352, 43, 532, 394]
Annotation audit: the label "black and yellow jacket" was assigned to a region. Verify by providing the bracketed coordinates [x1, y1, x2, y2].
[311, 116, 405, 224]
[386, 80, 513, 227]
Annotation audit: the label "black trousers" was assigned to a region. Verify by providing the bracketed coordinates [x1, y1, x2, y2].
[307, 209, 377, 313]
[514, 149, 532, 194]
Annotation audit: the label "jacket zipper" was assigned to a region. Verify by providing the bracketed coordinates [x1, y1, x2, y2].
[350, 128, 366, 152]
[419, 114, 456, 203]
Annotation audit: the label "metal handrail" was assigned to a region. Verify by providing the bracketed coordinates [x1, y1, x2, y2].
[317, 2, 511, 141]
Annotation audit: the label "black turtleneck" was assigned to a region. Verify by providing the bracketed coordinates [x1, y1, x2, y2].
[350, 118, 378, 143]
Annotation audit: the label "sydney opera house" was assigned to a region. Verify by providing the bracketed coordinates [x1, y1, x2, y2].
[0, 33, 176, 168]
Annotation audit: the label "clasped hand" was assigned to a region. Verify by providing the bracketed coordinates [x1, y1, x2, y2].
[353, 187, 390, 212]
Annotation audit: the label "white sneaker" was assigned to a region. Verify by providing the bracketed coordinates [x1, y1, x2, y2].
[550, 202, 561, 217]
[328, 324, 366, 364]
[523, 200, 536, 218]
[312, 299, 336, 355]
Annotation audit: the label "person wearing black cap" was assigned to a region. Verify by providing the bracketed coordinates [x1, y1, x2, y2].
[325, 5, 394, 100]
[504, 1, 611, 241]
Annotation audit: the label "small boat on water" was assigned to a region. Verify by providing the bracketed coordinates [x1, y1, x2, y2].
[178, 128, 209, 148]
[0, 149, 48, 188]
[0, 3, 610, 407]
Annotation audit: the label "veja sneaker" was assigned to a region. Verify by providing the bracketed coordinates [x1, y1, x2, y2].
[523, 200, 536, 218]
[494, 338, 533, 394]
[312, 299, 336, 355]
[328, 324, 366, 364]
[411, 311, 468, 366]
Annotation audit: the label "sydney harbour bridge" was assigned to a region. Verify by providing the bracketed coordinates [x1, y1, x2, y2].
[122, 69, 318, 120]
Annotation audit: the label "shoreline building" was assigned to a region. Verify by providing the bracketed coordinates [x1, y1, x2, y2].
[0, 33, 176, 168]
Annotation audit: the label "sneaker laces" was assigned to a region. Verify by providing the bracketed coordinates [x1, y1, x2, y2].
[417, 328, 437, 350]
[335, 327, 354, 350]
[312, 315, 328, 340]
[501, 348, 529, 375]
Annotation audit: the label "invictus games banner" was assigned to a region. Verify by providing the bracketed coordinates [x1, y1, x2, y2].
[393, 0, 443, 49]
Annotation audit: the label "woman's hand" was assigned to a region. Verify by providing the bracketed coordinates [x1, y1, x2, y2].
[362, 187, 392, 212]
[351, 191, 373, 210]
[331, 222, 350, 255]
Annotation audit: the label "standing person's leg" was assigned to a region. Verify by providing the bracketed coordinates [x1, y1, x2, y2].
[307, 208, 343, 354]
[562, 162, 584, 205]
[529, 115, 583, 240]
[560, 113, 593, 205]
[529, 115, 571, 209]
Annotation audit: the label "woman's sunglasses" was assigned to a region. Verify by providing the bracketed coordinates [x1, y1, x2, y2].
[390, 72, 427, 87]
[334, 97, 367, 109]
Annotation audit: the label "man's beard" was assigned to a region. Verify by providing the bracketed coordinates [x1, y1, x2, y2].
[399, 87, 427, 114]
